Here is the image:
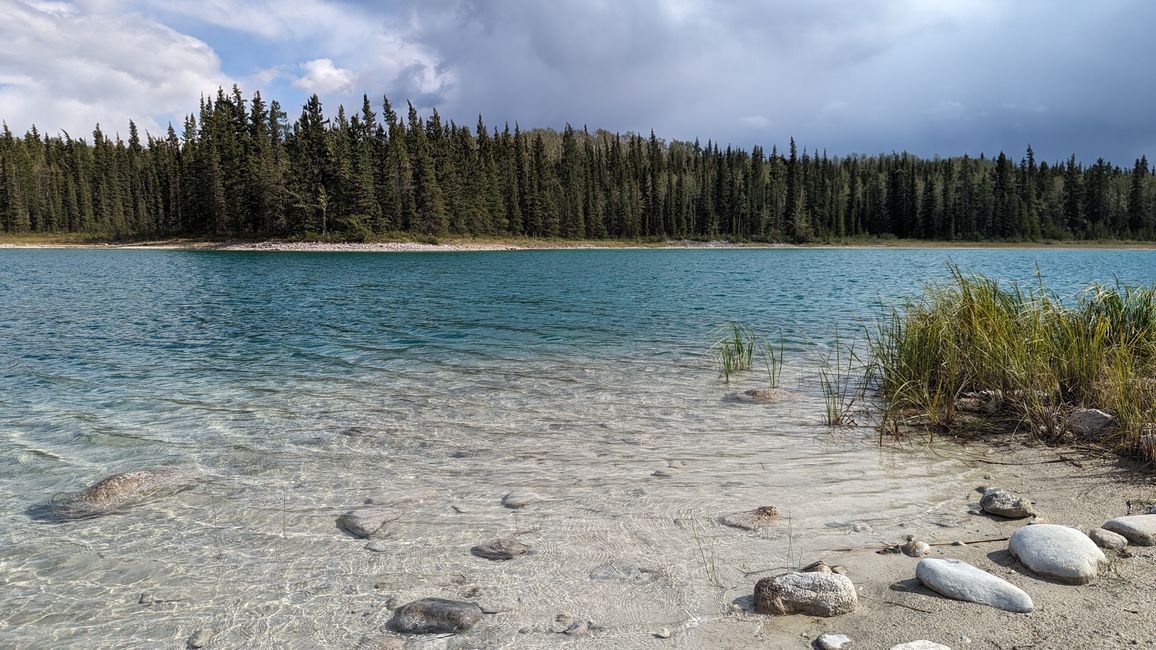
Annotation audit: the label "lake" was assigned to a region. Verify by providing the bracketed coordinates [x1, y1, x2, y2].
[0, 247, 1152, 647]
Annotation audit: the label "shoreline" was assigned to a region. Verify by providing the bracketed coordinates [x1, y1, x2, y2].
[1, 237, 1155, 253]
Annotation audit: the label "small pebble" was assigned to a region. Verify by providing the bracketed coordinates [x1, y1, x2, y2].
[365, 541, 390, 553]
[654, 627, 672, 639]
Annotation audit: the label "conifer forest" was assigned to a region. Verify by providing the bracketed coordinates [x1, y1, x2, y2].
[1, 87, 1153, 242]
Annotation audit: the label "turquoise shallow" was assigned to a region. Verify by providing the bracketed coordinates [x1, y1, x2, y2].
[0, 247, 1152, 647]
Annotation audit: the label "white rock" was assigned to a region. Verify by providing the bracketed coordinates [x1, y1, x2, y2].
[980, 489, 1034, 518]
[1066, 408, 1114, 436]
[501, 491, 540, 509]
[816, 633, 854, 649]
[1008, 524, 1105, 584]
[1088, 527, 1129, 550]
[753, 571, 858, 617]
[891, 642, 951, 650]
[1102, 515, 1156, 546]
[916, 558, 1033, 613]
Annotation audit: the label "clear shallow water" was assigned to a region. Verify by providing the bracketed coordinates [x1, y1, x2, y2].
[0, 247, 1152, 648]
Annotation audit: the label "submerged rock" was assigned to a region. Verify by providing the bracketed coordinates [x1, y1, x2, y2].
[356, 635, 405, 650]
[720, 506, 780, 531]
[589, 561, 660, 583]
[754, 571, 858, 617]
[186, 628, 214, 649]
[916, 558, 1033, 613]
[1102, 515, 1156, 546]
[1089, 527, 1129, 550]
[736, 387, 792, 403]
[501, 491, 540, 509]
[980, 489, 1034, 518]
[388, 598, 483, 634]
[337, 508, 398, 539]
[1066, 408, 1114, 436]
[1008, 524, 1105, 584]
[471, 537, 529, 561]
[563, 620, 590, 636]
[30, 467, 198, 521]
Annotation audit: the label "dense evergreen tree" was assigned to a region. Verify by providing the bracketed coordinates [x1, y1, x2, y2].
[1, 86, 1153, 242]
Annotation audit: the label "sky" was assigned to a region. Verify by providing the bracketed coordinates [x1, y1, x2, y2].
[1, 0, 1153, 164]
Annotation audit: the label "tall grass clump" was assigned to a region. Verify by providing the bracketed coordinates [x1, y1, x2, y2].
[869, 264, 1156, 454]
[817, 328, 872, 426]
[709, 323, 786, 386]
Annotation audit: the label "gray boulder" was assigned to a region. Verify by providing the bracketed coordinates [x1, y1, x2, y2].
[1088, 527, 1129, 550]
[1008, 524, 1105, 584]
[388, 598, 483, 634]
[916, 558, 1033, 613]
[1066, 408, 1114, 436]
[1102, 515, 1156, 546]
[754, 571, 858, 617]
[337, 508, 398, 539]
[980, 489, 1034, 518]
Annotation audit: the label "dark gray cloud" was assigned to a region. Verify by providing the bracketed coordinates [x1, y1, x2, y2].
[402, 0, 1156, 163]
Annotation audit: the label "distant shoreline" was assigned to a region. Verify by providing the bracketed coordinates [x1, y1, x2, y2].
[1, 237, 1154, 252]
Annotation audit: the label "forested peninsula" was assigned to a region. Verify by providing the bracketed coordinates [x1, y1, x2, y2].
[1, 87, 1153, 243]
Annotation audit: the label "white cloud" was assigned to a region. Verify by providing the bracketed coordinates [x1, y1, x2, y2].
[0, 0, 228, 138]
[158, 0, 453, 103]
[293, 58, 354, 94]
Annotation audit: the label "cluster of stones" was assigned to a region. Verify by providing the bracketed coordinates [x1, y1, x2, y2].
[786, 486, 1148, 650]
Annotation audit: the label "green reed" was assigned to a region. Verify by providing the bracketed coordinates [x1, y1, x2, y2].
[817, 328, 871, 426]
[709, 323, 786, 386]
[709, 322, 757, 382]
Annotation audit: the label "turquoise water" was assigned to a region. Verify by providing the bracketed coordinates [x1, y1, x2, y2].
[0, 247, 1152, 648]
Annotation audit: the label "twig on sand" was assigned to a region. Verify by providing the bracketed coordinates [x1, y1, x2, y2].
[929, 536, 1009, 546]
[884, 600, 934, 614]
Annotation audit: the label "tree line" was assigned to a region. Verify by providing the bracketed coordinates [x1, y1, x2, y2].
[1, 86, 1154, 242]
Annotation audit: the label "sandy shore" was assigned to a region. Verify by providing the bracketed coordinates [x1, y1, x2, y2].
[725, 442, 1156, 650]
